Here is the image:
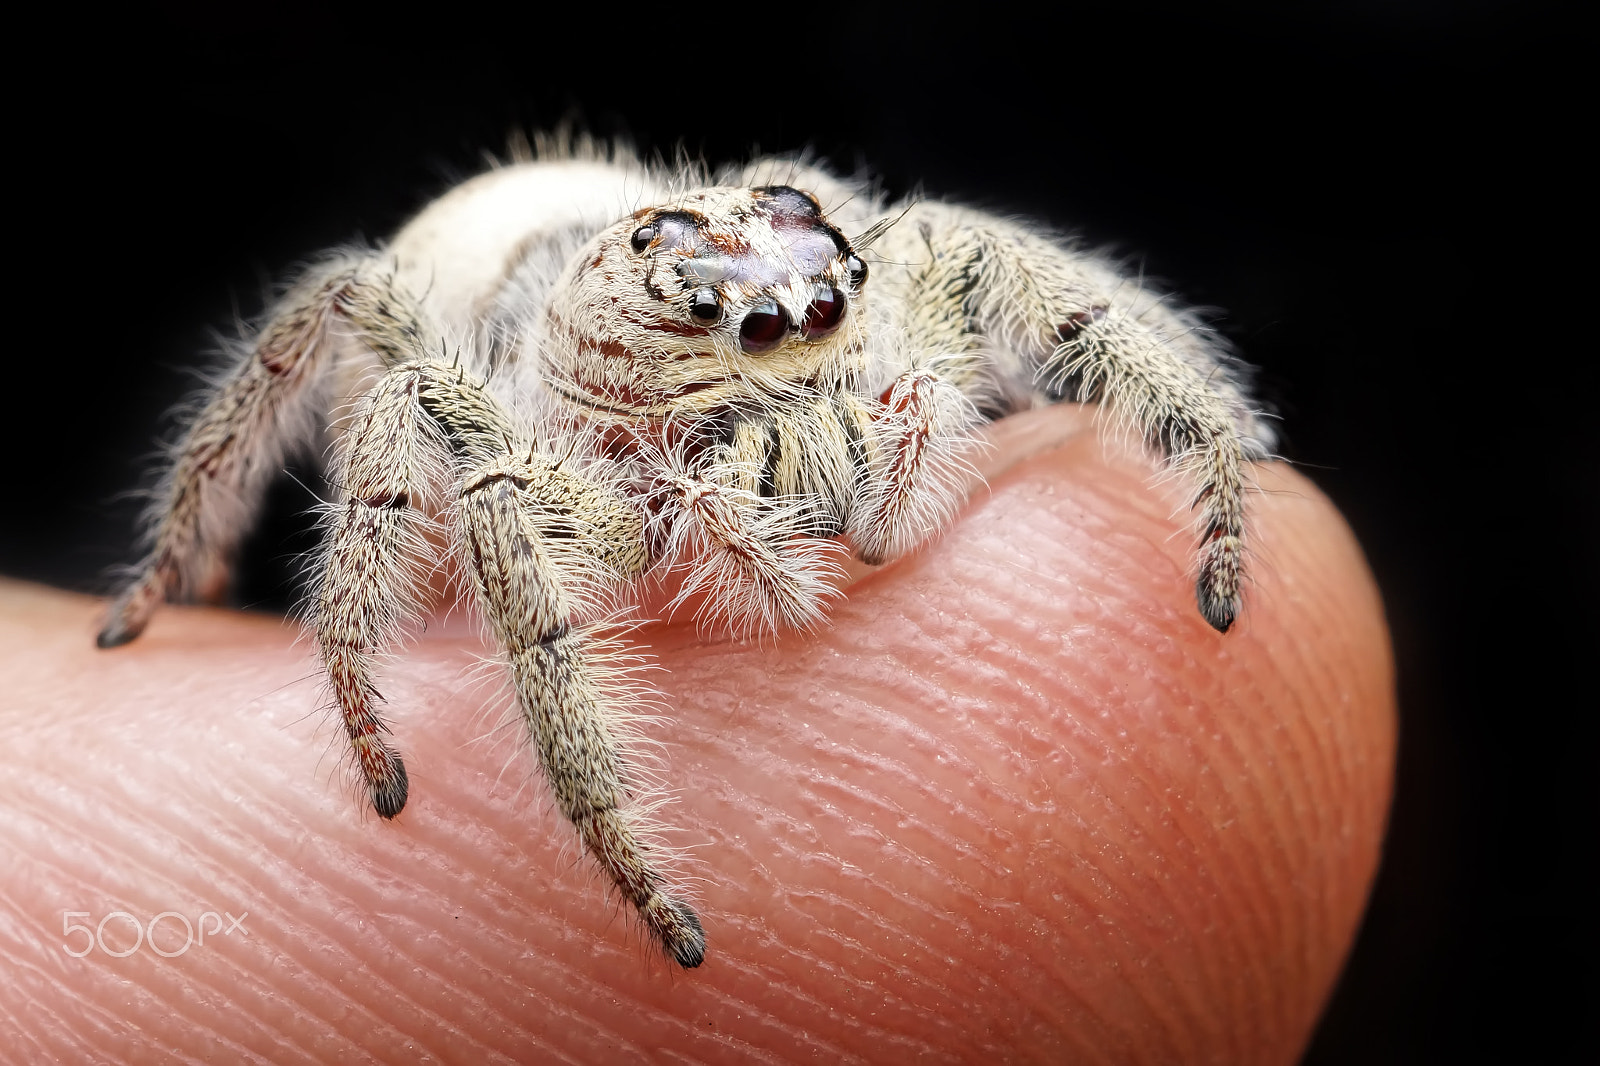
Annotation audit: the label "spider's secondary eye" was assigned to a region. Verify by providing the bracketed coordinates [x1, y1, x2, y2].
[739, 301, 789, 353]
[845, 254, 868, 290]
[689, 288, 722, 323]
[631, 225, 658, 252]
[802, 287, 846, 338]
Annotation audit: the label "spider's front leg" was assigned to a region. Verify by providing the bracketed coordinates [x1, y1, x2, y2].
[458, 451, 705, 968]
[319, 361, 704, 967]
[314, 363, 490, 818]
[878, 205, 1275, 631]
[99, 251, 431, 648]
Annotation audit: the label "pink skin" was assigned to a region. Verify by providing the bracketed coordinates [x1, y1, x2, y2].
[0, 405, 1393, 1064]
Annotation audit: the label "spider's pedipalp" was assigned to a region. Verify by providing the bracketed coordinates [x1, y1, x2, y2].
[654, 470, 844, 637]
[849, 365, 984, 566]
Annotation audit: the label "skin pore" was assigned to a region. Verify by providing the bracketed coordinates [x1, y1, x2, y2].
[0, 404, 1393, 1063]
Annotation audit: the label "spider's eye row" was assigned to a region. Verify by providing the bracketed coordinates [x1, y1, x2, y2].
[630, 224, 658, 252]
[846, 254, 868, 290]
[689, 288, 722, 323]
[802, 286, 846, 339]
[738, 287, 848, 351]
[739, 301, 789, 353]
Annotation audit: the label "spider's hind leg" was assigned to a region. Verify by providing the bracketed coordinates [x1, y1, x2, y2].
[1036, 283, 1273, 632]
[98, 250, 432, 648]
[874, 203, 1274, 631]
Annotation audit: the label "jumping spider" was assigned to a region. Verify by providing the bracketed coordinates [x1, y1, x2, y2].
[99, 138, 1274, 969]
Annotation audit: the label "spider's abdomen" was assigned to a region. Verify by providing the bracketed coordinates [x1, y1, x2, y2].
[388, 160, 664, 343]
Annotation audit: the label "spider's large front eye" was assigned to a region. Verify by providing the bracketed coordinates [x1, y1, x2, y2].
[739, 301, 789, 353]
[689, 288, 722, 323]
[631, 224, 658, 252]
[802, 286, 846, 339]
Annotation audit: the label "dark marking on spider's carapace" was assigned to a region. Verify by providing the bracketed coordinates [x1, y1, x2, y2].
[756, 185, 854, 262]
[753, 184, 822, 219]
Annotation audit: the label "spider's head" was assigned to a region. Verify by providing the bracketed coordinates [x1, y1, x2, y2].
[546, 184, 869, 420]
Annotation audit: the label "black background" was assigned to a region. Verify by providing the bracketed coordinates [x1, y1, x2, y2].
[4, 3, 1584, 1061]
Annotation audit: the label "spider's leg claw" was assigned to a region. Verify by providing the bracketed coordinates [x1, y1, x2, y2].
[96, 571, 164, 649]
[95, 615, 144, 649]
[1196, 535, 1243, 633]
[646, 896, 706, 969]
[1198, 587, 1237, 633]
[367, 751, 410, 819]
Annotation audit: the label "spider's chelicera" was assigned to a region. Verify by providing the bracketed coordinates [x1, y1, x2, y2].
[99, 139, 1274, 969]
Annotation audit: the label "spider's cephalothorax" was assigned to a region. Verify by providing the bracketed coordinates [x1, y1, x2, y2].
[550, 184, 870, 421]
[97, 142, 1274, 970]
